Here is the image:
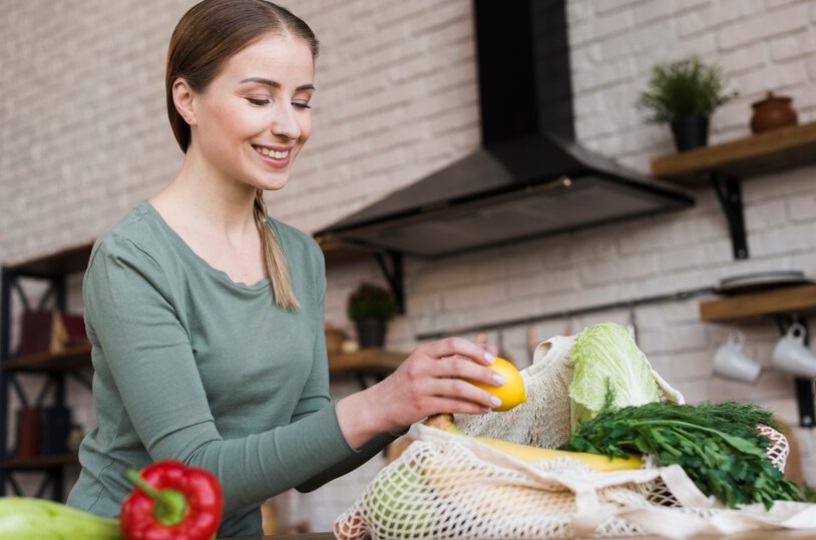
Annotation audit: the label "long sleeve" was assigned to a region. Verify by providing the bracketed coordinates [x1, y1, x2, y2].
[67, 203, 387, 536]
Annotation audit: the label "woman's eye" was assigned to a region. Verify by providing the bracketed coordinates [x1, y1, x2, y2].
[246, 97, 270, 106]
[293, 101, 311, 110]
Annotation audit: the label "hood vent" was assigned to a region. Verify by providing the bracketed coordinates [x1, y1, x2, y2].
[314, 0, 693, 258]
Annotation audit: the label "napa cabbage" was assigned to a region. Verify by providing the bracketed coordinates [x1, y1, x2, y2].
[568, 322, 679, 429]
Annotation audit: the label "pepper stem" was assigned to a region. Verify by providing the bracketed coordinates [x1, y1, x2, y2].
[125, 469, 189, 526]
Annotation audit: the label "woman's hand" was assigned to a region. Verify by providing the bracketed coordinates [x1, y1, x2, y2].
[335, 337, 503, 449]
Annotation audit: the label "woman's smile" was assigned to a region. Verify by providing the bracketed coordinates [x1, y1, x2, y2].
[252, 144, 292, 167]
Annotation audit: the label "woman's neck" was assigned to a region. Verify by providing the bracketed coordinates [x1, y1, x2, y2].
[148, 157, 268, 285]
[154, 152, 258, 230]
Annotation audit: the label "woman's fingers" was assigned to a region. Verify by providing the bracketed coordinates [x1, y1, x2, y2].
[418, 374, 503, 411]
[397, 340, 506, 407]
[401, 346, 501, 391]
[432, 354, 505, 388]
[420, 336, 496, 366]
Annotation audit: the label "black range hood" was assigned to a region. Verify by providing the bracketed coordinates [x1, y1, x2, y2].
[314, 0, 693, 258]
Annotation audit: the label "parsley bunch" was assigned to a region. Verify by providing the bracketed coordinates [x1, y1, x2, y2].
[559, 400, 802, 509]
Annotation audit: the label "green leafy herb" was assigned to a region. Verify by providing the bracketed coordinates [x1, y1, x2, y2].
[559, 400, 803, 509]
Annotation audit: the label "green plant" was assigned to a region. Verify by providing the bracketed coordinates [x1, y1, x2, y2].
[346, 282, 398, 322]
[637, 55, 737, 124]
[803, 483, 816, 503]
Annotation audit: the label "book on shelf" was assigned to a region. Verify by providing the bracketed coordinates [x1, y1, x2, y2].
[41, 405, 72, 455]
[15, 407, 42, 459]
[15, 310, 87, 358]
[58, 312, 87, 348]
[13, 405, 74, 458]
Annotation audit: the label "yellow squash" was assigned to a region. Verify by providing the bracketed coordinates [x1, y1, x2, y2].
[425, 414, 642, 472]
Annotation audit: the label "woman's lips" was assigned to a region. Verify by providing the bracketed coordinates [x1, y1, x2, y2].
[252, 145, 292, 167]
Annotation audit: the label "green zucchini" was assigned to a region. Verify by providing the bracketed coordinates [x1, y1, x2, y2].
[0, 497, 122, 540]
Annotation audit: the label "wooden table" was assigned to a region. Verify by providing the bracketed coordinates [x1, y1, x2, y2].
[228, 530, 816, 539]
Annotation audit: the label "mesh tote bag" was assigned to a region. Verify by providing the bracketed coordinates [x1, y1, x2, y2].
[334, 334, 816, 540]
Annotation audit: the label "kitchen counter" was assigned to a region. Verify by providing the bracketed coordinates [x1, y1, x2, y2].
[227, 530, 816, 540]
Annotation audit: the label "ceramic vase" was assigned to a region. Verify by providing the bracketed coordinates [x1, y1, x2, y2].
[750, 92, 798, 134]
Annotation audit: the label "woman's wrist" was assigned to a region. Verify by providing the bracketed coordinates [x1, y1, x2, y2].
[336, 390, 390, 450]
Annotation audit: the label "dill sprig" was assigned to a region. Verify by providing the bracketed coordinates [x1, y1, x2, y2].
[559, 400, 803, 509]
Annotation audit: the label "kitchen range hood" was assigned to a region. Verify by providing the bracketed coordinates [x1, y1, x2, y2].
[314, 0, 694, 258]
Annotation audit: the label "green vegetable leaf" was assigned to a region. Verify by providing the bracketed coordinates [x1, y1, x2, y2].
[560, 401, 803, 509]
[568, 322, 662, 428]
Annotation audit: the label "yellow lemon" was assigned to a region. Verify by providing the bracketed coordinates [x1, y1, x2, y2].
[468, 356, 527, 411]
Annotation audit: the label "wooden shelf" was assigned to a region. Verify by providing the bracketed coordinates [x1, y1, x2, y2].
[650, 121, 816, 260]
[2, 344, 92, 373]
[700, 284, 816, 428]
[7, 238, 371, 275]
[4, 236, 375, 280]
[2, 345, 402, 378]
[328, 348, 405, 378]
[1, 454, 79, 470]
[699, 284, 816, 322]
[651, 121, 816, 186]
[5, 242, 95, 279]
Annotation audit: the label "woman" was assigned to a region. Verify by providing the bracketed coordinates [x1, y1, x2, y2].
[67, 0, 503, 537]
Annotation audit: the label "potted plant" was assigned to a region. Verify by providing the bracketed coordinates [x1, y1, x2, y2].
[637, 55, 737, 151]
[346, 282, 398, 349]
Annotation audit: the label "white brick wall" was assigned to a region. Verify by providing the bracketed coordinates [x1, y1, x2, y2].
[2, 0, 816, 531]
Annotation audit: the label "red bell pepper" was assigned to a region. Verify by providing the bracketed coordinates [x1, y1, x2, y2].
[121, 459, 223, 540]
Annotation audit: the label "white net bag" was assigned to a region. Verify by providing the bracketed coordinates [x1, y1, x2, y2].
[334, 331, 816, 539]
[334, 424, 816, 540]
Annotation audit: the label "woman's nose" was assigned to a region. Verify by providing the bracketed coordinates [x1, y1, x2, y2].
[270, 104, 301, 139]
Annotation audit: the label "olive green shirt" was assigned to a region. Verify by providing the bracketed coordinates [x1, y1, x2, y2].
[67, 202, 393, 537]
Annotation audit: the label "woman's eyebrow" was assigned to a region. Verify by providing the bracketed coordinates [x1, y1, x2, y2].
[239, 77, 316, 91]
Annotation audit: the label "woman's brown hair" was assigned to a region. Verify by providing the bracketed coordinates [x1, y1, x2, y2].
[166, 0, 319, 310]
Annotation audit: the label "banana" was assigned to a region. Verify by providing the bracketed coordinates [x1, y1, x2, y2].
[425, 414, 642, 472]
[0, 497, 123, 540]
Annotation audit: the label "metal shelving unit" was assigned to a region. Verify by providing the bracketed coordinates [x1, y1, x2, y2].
[0, 242, 94, 500]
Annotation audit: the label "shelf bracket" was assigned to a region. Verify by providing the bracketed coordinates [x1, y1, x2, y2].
[5, 475, 22, 496]
[374, 251, 405, 315]
[709, 172, 748, 260]
[775, 316, 815, 428]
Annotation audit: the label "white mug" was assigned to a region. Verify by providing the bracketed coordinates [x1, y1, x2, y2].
[713, 330, 761, 383]
[771, 322, 816, 378]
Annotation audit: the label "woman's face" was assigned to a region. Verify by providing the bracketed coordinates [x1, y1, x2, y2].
[184, 33, 315, 192]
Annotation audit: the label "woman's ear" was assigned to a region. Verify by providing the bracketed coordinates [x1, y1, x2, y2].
[172, 78, 197, 126]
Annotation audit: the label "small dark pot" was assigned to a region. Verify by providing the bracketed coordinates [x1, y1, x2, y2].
[750, 92, 798, 134]
[670, 114, 709, 152]
[355, 318, 388, 349]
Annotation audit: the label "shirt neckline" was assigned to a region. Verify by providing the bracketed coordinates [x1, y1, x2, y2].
[138, 200, 272, 292]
